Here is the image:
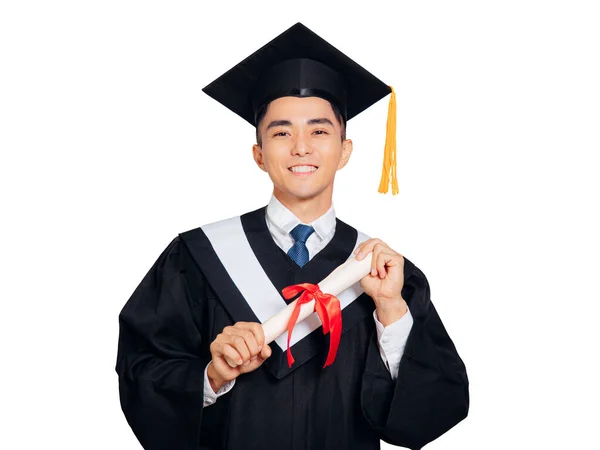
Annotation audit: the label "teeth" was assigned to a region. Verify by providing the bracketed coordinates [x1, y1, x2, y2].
[290, 165, 317, 173]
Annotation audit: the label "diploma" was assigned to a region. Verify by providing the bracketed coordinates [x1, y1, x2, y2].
[262, 252, 373, 344]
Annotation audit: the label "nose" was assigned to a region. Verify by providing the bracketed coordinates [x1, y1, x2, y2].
[291, 132, 312, 157]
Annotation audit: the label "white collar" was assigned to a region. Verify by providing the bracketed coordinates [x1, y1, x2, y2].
[265, 195, 336, 240]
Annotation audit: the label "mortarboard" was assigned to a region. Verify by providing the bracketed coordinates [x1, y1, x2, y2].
[202, 22, 399, 194]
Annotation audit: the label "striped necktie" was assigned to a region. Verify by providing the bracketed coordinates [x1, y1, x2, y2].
[287, 224, 315, 268]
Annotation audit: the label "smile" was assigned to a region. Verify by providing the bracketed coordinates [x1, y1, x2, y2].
[289, 165, 318, 174]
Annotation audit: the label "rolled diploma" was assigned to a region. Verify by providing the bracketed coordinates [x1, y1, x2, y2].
[262, 252, 373, 344]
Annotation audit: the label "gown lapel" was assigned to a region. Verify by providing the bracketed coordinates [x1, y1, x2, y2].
[180, 206, 374, 379]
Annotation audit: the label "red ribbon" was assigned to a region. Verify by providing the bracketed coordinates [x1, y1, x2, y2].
[281, 283, 342, 368]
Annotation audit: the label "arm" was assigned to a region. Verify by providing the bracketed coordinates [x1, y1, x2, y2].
[115, 237, 212, 450]
[203, 361, 236, 407]
[361, 259, 469, 450]
[373, 307, 414, 380]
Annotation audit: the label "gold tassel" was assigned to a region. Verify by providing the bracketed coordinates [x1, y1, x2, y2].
[378, 86, 399, 195]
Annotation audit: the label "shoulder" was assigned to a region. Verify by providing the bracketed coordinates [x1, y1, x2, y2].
[403, 255, 428, 286]
[401, 255, 432, 319]
[179, 205, 266, 240]
[178, 214, 244, 252]
[179, 214, 238, 236]
[150, 235, 190, 274]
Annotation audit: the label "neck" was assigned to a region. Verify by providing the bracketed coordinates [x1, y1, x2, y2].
[273, 189, 332, 223]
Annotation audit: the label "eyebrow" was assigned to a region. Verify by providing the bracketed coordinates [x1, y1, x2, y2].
[266, 120, 292, 130]
[265, 118, 334, 130]
[307, 118, 334, 127]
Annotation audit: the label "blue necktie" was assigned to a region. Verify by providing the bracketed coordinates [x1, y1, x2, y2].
[287, 224, 315, 268]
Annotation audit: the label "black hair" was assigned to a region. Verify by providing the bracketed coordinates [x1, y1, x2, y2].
[255, 99, 347, 146]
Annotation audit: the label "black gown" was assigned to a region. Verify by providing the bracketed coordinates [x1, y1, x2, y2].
[115, 206, 469, 450]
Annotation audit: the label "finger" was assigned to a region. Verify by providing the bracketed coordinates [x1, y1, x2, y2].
[383, 252, 404, 267]
[235, 322, 265, 352]
[221, 325, 236, 336]
[232, 328, 259, 357]
[357, 239, 387, 261]
[371, 243, 388, 276]
[228, 334, 252, 362]
[378, 251, 402, 278]
[213, 335, 245, 368]
[260, 344, 272, 360]
[226, 358, 239, 368]
[376, 252, 391, 278]
[353, 240, 368, 259]
[240, 345, 272, 372]
[371, 245, 379, 276]
[354, 239, 373, 261]
[220, 343, 244, 366]
[241, 354, 267, 373]
[353, 239, 370, 255]
[221, 324, 261, 361]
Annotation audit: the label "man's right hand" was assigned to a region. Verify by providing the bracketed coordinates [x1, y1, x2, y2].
[208, 321, 272, 391]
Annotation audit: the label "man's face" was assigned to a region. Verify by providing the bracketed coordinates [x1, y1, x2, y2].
[252, 96, 352, 203]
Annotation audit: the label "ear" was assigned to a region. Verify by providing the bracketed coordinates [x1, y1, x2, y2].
[252, 144, 268, 172]
[336, 139, 353, 170]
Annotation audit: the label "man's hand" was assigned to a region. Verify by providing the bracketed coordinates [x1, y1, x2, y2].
[354, 238, 408, 326]
[208, 321, 272, 392]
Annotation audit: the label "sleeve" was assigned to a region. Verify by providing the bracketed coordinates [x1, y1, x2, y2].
[361, 259, 469, 450]
[373, 307, 414, 380]
[203, 361, 236, 407]
[115, 236, 212, 450]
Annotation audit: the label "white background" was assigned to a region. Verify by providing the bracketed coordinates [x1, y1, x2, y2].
[1, 1, 599, 449]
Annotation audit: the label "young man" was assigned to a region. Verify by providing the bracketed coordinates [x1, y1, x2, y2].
[116, 23, 469, 450]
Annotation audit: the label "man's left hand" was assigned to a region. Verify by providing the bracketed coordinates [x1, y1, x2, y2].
[354, 238, 408, 326]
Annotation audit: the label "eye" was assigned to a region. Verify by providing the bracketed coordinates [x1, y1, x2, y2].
[273, 131, 290, 137]
[312, 129, 328, 135]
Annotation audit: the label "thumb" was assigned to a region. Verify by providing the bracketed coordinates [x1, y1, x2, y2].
[239, 344, 272, 373]
[241, 357, 264, 373]
[260, 344, 272, 360]
[240, 353, 268, 373]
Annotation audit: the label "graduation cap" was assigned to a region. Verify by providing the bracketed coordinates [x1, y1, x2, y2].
[202, 22, 399, 194]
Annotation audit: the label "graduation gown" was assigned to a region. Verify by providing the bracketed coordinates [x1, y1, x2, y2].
[116, 206, 469, 450]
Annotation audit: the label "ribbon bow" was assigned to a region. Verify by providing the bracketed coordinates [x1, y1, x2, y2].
[281, 283, 342, 368]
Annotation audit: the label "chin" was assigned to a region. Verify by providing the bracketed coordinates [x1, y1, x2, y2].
[283, 185, 326, 201]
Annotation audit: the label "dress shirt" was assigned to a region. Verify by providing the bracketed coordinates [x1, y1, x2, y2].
[265, 194, 337, 258]
[203, 195, 413, 407]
